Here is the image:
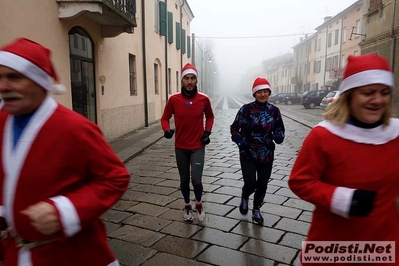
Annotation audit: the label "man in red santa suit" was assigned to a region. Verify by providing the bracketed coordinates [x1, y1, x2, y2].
[161, 63, 214, 223]
[0, 38, 130, 265]
[289, 53, 399, 265]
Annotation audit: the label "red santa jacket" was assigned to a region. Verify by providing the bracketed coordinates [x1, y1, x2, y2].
[0, 96, 130, 266]
[289, 119, 399, 266]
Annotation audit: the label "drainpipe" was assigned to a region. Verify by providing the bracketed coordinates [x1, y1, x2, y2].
[141, 0, 149, 127]
[165, 0, 169, 102]
[390, 0, 396, 71]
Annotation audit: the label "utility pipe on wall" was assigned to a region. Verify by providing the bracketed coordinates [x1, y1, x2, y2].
[141, 0, 149, 127]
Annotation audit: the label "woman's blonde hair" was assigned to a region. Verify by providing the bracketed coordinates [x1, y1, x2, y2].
[323, 90, 392, 127]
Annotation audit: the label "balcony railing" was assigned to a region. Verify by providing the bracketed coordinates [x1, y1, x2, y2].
[104, 0, 136, 21]
[57, 0, 137, 37]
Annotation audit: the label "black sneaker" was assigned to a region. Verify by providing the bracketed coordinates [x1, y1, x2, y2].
[252, 209, 264, 225]
[239, 197, 249, 214]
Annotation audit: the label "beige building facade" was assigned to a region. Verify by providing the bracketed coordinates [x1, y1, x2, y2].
[360, 0, 399, 115]
[0, 0, 194, 141]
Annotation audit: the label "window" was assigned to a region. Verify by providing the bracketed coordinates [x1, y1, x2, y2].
[176, 22, 181, 50]
[314, 39, 317, 51]
[355, 20, 361, 38]
[328, 32, 332, 47]
[326, 58, 331, 71]
[317, 38, 321, 51]
[154, 0, 159, 33]
[129, 54, 137, 95]
[159, 1, 167, 36]
[167, 12, 173, 44]
[342, 27, 347, 43]
[73, 35, 78, 48]
[334, 29, 339, 45]
[182, 29, 186, 54]
[354, 50, 359, 56]
[187, 36, 191, 58]
[341, 54, 346, 69]
[154, 63, 159, 94]
[334, 55, 339, 69]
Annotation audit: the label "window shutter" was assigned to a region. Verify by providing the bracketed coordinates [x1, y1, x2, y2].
[182, 29, 186, 54]
[187, 36, 191, 58]
[167, 12, 173, 44]
[159, 1, 167, 36]
[176, 22, 181, 50]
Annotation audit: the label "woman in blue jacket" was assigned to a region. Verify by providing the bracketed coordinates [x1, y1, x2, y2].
[230, 77, 285, 225]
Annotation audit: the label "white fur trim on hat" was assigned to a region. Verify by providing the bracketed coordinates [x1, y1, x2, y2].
[252, 84, 271, 95]
[339, 69, 394, 94]
[181, 69, 197, 80]
[0, 51, 53, 92]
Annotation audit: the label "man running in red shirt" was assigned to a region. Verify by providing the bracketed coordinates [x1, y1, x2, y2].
[161, 63, 214, 223]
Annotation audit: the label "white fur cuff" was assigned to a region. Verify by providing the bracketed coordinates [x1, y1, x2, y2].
[330, 187, 356, 218]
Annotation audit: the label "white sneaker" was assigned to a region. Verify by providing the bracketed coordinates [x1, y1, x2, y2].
[183, 204, 193, 223]
[196, 201, 205, 223]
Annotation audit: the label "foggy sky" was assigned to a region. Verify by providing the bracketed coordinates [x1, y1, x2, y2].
[188, 0, 359, 94]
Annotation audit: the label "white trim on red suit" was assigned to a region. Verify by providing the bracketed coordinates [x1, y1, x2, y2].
[2, 95, 57, 264]
[317, 119, 399, 144]
[50, 195, 80, 237]
[330, 187, 355, 218]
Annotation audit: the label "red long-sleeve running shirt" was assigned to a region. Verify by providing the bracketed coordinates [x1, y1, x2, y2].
[161, 92, 214, 150]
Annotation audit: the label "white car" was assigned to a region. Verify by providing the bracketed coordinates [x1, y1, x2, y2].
[320, 91, 340, 110]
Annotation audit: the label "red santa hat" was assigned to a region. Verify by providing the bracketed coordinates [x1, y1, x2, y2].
[0, 38, 66, 94]
[181, 63, 198, 80]
[339, 54, 394, 94]
[252, 77, 271, 95]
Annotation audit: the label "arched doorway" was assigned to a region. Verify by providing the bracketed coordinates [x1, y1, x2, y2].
[69, 27, 96, 123]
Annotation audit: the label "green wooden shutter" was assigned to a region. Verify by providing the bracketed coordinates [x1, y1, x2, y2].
[176, 22, 181, 50]
[167, 12, 173, 43]
[182, 29, 186, 54]
[187, 36, 191, 58]
[159, 1, 167, 36]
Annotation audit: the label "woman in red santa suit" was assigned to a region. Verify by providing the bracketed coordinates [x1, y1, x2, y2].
[289, 53, 399, 266]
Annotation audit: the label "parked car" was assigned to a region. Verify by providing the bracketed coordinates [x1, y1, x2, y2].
[302, 90, 329, 109]
[268, 93, 286, 104]
[284, 92, 303, 105]
[320, 91, 340, 110]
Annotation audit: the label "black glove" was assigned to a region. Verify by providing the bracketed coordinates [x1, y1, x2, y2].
[349, 189, 376, 217]
[272, 133, 284, 144]
[164, 129, 175, 139]
[200, 130, 211, 145]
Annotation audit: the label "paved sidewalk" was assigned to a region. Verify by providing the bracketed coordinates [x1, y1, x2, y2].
[109, 122, 164, 163]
